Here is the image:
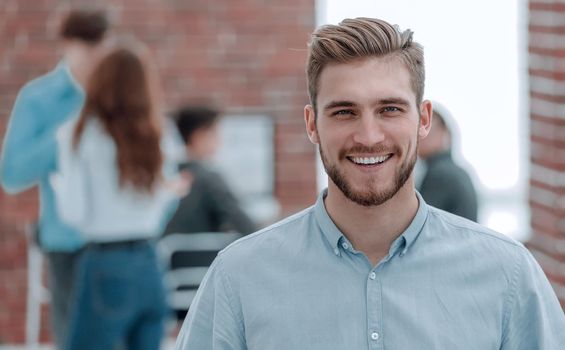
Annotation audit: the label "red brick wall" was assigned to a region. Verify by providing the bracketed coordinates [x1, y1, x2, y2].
[527, 0, 565, 310]
[0, 0, 316, 344]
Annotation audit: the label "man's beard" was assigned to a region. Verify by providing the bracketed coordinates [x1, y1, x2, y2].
[319, 141, 417, 207]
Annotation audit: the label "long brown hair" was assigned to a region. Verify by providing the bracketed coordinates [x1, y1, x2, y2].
[73, 43, 163, 193]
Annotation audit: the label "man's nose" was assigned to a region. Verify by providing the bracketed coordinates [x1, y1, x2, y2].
[352, 115, 385, 146]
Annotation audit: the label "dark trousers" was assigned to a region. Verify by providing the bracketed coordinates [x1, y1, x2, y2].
[46, 250, 83, 350]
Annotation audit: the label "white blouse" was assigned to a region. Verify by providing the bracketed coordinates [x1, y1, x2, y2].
[51, 117, 177, 242]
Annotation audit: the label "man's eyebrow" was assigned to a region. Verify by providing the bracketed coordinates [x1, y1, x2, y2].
[378, 97, 411, 106]
[323, 100, 356, 111]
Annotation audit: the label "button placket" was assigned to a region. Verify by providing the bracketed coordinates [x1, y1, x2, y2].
[367, 269, 382, 349]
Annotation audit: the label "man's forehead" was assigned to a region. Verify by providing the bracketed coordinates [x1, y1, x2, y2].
[316, 57, 416, 107]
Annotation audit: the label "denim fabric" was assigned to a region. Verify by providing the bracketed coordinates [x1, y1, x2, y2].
[66, 242, 169, 350]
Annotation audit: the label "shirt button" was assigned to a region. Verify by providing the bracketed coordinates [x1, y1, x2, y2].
[371, 332, 379, 340]
[341, 242, 349, 250]
[369, 272, 376, 280]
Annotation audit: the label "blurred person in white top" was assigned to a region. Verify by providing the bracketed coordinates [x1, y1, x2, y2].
[51, 39, 186, 350]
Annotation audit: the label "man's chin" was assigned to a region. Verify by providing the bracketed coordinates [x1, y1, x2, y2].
[340, 184, 396, 207]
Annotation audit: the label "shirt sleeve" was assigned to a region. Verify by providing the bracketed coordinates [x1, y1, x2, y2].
[50, 121, 90, 229]
[154, 185, 180, 235]
[175, 255, 246, 350]
[500, 247, 565, 349]
[206, 172, 257, 235]
[0, 89, 57, 193]
[155, 137, 181, 233]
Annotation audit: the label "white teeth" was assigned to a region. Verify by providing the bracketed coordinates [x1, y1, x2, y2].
[351, 155, 389, 165]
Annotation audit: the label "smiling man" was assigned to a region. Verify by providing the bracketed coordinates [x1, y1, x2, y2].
[176, 18, 565, 350]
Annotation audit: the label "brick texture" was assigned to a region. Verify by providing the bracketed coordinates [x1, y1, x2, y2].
[0, 0, 316, 344]
[528, 0, 565, 310]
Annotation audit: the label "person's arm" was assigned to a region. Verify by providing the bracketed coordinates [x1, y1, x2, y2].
[0, 89, 58, 193]
[50, 121, 89, 228]
[175, 255, 246, 349]
[206, 173, 257, 234]
[500, 247, 565, 349]
[156, 136, 189, 234]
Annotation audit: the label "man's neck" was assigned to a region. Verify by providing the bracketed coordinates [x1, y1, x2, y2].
[64, 45, 90, 88]
[324, 180, 419, 266]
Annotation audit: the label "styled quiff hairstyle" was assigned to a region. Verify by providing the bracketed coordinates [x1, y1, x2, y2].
[306, 17, 425, 113]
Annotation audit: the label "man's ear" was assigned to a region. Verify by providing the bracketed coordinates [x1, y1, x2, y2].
[418, 100, 433, 138]
[304, 105, 320, 144]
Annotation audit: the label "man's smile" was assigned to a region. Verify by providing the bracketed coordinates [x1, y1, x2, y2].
[347, 154, 393, 166]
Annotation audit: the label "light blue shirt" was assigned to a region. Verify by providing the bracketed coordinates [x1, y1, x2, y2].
[176, 190, 565, 349]
[0, 62, 85, 251]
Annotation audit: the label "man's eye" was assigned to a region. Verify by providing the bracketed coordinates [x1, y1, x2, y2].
[332, 109, 354, 117]
[382, 106, 400, 113]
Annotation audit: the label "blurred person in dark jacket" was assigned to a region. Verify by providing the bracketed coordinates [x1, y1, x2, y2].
[164, 105, 257, 236]
[417, 102, 478, 221]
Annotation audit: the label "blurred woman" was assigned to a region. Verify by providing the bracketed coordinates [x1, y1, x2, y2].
[51, 41, 181, 350]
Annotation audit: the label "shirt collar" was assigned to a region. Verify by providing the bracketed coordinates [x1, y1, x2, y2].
[396, 191, 429, 255]
[57, 60, 84, 94]
[314, 189, 429, 257]
[314, 189, 344, 254]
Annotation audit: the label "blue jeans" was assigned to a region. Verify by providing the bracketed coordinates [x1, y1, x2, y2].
[65, 241, 169, 350]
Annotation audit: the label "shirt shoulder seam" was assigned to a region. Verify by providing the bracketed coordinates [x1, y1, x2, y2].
[429, 208, 521, 248]
[218, 206, 315, 254]
[215, 254, 247, 343]
[500, 245, 525, 345]
[20, 68, 63, 98]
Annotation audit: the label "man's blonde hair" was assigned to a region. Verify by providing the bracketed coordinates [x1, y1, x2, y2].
[306, 17, 425, 113]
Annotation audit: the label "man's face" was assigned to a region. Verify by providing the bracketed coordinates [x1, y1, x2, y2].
[63, 37, 114, 84]
[305, 57, 431, 206]
[188, 123, 221, 160]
